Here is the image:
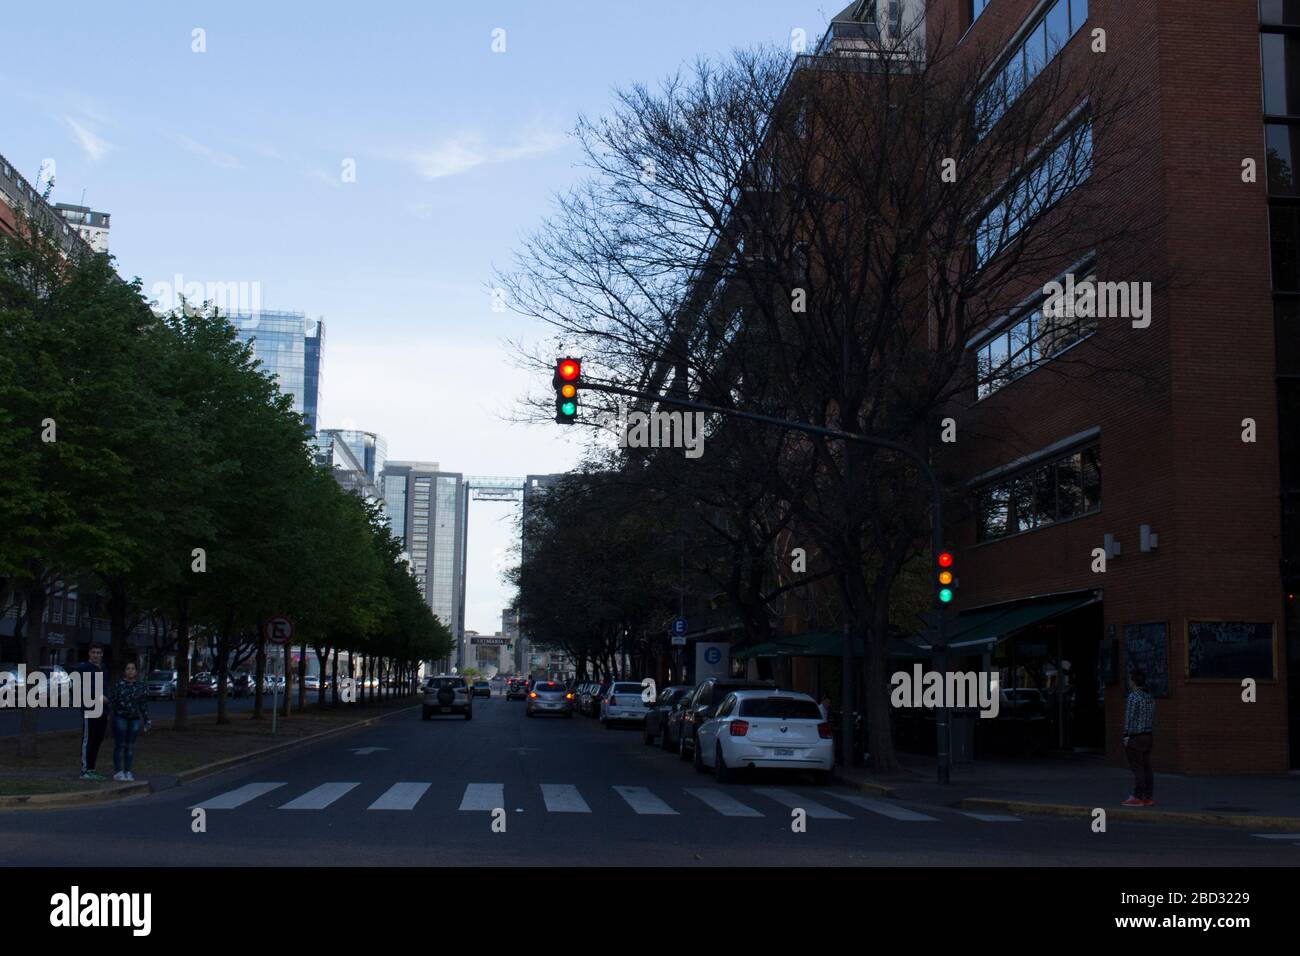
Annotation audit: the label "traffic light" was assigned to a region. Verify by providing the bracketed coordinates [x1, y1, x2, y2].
[553, 357, 581, 424]
[937, 550, 955, 604]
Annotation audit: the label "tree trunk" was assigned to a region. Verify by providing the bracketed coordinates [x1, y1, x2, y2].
[215, 605, 235, 725]
[253, 634, 266, 719]
[296, 642, 307, 712]
[330, 648, 339, 707]
[174, 597, 191, 730]
[17, 582, 48, 759]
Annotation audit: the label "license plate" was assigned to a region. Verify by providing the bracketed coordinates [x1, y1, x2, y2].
[440, 707, 450, 713]
[774, 748, 794, 756]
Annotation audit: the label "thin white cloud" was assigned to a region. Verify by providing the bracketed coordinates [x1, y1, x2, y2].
[172, 134, 242, 169]
[403, 124, 565, 181]
[62, 116, 113, 162]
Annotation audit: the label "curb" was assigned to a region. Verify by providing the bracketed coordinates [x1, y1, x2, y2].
[832, 771, 898, 798]
[960, 797, 1300, 832]
[0, 703, 418, 811]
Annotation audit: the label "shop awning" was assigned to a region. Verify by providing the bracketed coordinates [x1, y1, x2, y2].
[924, 591, 1101, 652]
[733, 631, 925, 660]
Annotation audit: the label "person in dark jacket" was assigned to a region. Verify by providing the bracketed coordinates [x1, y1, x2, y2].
[109, 660, 151, 782]
[74, 645, 108, 780]
[1121, 669, 1155, 807]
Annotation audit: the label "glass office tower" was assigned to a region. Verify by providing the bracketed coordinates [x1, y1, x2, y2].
[230, 310, 323, 434]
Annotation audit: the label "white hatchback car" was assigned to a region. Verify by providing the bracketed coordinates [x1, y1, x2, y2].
[600, 681, 651, 728]
[695, 690, 833, 784]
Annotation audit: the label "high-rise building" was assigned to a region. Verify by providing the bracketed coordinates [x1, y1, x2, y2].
[518, 475, 565, 670]
[52, 203, 110, 253]
[382, 462, 467, 671]
[0, 154, 102, 260]
[312, 429, 387, 503]
[230, 311, 324, 434]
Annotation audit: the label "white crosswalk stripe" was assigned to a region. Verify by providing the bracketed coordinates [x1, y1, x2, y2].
[824, 792, 939, 821]
[368, 782, 431, 811]
[279, 782, 360, 810]
[541, 784, 592, 813]
[683, 787, 764, 817]
[960, 812, 1022, 822]
[751, 787, 851, 819]
[613, 785, 678, 815]
[459, 783, 504, 811]
[190, 782, 286, 810]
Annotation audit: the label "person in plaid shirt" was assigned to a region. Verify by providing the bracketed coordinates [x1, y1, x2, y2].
[1121, 669, 1155, 807]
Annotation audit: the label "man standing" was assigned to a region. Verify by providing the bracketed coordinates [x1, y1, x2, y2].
[74, 645, 108, 780]
[1121, 669, 1155, 807]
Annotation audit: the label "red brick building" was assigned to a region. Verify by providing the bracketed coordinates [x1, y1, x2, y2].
[931, 0, 1296, 772]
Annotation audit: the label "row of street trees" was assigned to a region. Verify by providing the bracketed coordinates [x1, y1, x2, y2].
[0, 205, 452, 758]
[503, 15, 1155, 770]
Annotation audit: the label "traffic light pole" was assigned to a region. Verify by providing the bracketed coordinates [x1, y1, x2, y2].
[578, 380, 952, 784]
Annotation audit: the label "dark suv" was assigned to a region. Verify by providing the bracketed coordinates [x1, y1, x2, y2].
[506, 678, 528, 701]
[677, 677, 777, 761]
[422, 675, 473, 720]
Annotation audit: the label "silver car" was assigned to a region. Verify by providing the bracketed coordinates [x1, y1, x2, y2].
[525, 680, 573, 717]
[146, 670, 178, 700]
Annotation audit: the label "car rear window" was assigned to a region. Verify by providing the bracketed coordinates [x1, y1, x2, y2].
[737, 697, 822, 720]
[428, 678, 463, 689]
[536, 682, 563, 691]
[148, 672, 172, 681]
[612, 683, 645, 694]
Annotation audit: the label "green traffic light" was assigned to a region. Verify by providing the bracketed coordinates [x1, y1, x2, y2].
[938, 588, 953, 603]
[561, 401, 576, 416]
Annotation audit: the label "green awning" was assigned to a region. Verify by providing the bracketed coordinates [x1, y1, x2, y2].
[932, 592, 1100, 651]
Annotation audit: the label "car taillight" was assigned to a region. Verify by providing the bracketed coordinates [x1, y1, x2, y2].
[729, 720, 749, 737]
[818, 722, 832, 739]
[565, 692, 573, 699]
[528, 691, 537, 698]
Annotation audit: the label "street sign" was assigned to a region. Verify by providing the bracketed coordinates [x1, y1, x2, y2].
[671, 635, 686, 647]
[671, 617, 687, 636]
[264, 615, 293, 646]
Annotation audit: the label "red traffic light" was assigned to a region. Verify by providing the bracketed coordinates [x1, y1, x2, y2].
[557, 359, 580, 382]
[937, 551, 954, 568]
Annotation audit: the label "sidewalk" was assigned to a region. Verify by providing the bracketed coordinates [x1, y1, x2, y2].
[835, 752, 1300, 831]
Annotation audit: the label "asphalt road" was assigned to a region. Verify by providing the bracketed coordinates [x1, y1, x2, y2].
[1, 691, 1295, 866]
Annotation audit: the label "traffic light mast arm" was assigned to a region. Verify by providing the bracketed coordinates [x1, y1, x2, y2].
[579, 379, 947, 598]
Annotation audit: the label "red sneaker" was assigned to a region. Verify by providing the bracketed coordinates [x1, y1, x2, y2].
[1121, 797, 1145, 807]
[1143, 799, 1155, 806]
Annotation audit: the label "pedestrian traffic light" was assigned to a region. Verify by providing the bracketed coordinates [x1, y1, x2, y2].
[937, 550, 955, 603]
[553, 358, 581, 424]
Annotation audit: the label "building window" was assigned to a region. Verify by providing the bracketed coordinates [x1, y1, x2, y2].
[1263, 0, 1300, 26]
[971, 0, 992, 26]
[1266, 123, 1300, 194]
[1263, 32, 1300, 116]
[975, 121, 1093, 268]
[975, 0, 1088, 136]
[975, 442, 1101, 541]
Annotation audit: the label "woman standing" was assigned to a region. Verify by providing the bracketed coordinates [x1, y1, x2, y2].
[110, 660, 151, 782]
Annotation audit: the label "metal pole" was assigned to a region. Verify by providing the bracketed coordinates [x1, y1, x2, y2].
[271, 647, 279, 736]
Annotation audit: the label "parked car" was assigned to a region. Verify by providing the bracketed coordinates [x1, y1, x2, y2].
[146, 670, 178, 700]
[525, 680, 574, 717]
[506, 678, 527, 701]
[229, 672, 255, 698]
[661, 692, 697, 752]
[587, 679, 612, 717]
[188, 672, 218, 697]
[694, 690, 833, 784]
[0, 664, 20, 691]
[678, 677, 777, 762]
[472, 680, 491, 698]
[422, 675, 473, 720]
[304, 674, 321, 691]
[37, 665, 71, 689]
[600, 681, 651, 728]
[643, 685, 694, 745]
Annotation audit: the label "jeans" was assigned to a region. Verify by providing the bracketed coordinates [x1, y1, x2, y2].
[113, 716, 141, 774]
[1124, 733, 1153, 800]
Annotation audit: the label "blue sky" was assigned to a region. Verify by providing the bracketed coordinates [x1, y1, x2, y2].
[3, 0, 837, 634]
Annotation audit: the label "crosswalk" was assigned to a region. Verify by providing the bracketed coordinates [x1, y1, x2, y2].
[189, 780, 1024, 824]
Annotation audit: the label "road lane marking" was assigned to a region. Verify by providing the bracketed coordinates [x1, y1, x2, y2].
[960, 811, 1022, 822]
[824, 792, 939, 821]
[368, 782, 431, 811]
[459, 783, 504, 811]
[751, 788, 851, 819]
[541, 784, 591, 813]
[1251, 833, 1300, 839]
[278, 782, 360, 810]
[613, 786, 678, 815]
[683, 787, 763, 817]
[190, 782, 286, 810]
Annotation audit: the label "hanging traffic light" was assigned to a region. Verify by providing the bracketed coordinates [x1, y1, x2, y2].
[553, 357, 581, 424]
[937, 550, 955, 603]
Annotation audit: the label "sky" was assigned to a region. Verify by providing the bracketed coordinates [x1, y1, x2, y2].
[2, 0, 839, 634]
